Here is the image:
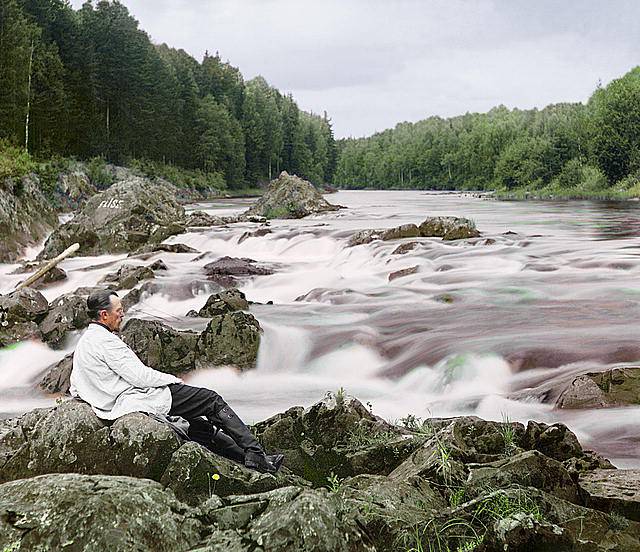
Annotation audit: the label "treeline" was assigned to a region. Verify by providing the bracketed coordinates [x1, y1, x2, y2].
[335, 67, 640, 197]
[0, 0, 337, 189]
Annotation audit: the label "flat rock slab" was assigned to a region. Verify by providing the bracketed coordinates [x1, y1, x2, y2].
[579, 469, 640, 521]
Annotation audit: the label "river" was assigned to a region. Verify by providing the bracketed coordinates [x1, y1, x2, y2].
[1, 190, 639, 467]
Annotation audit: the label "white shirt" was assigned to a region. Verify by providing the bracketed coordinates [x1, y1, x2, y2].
[70, 323, 181, 420]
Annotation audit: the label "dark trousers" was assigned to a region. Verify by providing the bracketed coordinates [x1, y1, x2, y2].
[168, 383, 259, 460]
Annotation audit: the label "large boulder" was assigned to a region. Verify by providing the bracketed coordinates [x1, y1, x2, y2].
[38, 177, 185, 259]
[0, 287, 49, 346]
[419, 216, 480, 240]
[0, 473, 203, 552]
[244, 171, 342, 219]
[0, 175, 57, 262]
[253, 393, 418, 486]
[121, 318, 198, 375]
[0, 401, 182, 484]
[556, 366, 640, 408]
[195, 311, 262, 370]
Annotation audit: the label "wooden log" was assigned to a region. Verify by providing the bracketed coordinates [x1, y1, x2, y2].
[15, 243, 80, 291]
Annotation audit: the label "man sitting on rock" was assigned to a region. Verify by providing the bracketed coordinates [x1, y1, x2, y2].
[70, 289, 283, 474]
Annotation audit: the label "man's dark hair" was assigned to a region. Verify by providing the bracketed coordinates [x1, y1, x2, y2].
[87, 290, 119, 320]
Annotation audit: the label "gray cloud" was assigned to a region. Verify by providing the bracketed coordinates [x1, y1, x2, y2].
[70, 0, 640, 137]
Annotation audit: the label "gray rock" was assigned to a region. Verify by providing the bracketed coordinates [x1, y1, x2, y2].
[198, 289, 250, 317]
[389, 265, 419, 281]
[0, 287, 48, 346]
[100, 264, 152, 290]
[55, 168, 96, 209]
[0, 473, 202, 552]
[253, 393, 416, 486]
[244, 171, 342, 219]
[419, 216, 480, 240]
[238, 227, 272, 244]
[349, 217, 479, 246]
[39, 353, 73, 394]
[391, 241, 419, 255]
[12, 261, 67, 288]
[161, 441, 303, 506]
[579, 469, 640, 521]
[522, 420, 583, 462]
[186, 211, 225, 227]
[39, 293, 90, 348]
[0, 401, 181, 484]
[38, 177, 185, 259]
[121, 318, 198, 375]
[466, 450, 581, 504]
[204, 256, 273, 288]
[0, 175, 57, 262]
[556, 366, 640, 409]
[195, 311, 262, 370]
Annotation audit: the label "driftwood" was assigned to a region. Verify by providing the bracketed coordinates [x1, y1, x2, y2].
[15, 243, 80, 291]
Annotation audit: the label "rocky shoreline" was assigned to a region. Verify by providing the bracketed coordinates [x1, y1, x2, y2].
[1, 393, 639, 551]
[2, 170, 640, 550]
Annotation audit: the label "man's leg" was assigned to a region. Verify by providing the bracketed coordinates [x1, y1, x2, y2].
[187, 417, 245, 464]
[168, 383, 278, 473]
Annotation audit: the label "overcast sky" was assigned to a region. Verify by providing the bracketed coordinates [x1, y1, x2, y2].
[70, 0, 640, 138]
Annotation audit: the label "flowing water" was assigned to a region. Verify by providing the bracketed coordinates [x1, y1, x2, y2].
[1, 191, 640, 467]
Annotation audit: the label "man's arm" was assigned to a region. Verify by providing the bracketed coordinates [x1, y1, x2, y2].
[102, 336, 181, 388]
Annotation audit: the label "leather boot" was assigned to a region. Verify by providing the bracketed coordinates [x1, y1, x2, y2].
[208, 403, 277, 474]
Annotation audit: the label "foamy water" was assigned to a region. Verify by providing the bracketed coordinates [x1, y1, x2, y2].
[1, 191, 640, 467]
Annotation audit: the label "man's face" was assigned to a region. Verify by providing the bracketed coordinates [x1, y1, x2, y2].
[100, 295, 125, 332]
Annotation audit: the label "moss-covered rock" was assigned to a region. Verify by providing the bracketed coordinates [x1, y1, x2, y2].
[0, 473, 203, 552]
[197, 289, 250, 317]
[253, 393, 419, 486]
[195, 311, 262, 370]
[121, 318, 199, 375]
[0, 287, 48, 346]
[557, 366, 640, 408]
[245, 171, 342, 219]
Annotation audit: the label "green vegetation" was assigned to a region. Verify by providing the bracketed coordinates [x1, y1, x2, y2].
[336, 67, 640, 199]
[0, 0, 336, 189]
[499, 413, 518, 455]
[326, 472, 344, 494]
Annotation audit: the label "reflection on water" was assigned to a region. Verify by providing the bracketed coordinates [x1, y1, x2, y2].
[1, 191, 640, 466]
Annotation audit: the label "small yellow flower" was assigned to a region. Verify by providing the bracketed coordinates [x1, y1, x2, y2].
[212, 474, 220, 481]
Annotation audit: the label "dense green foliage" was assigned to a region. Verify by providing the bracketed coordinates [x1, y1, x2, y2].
[0, 0, 336, 189]
[336, 68, 640, 197]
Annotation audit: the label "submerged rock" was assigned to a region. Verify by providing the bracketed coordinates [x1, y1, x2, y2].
[349, 216, 480, 246]
[203, 256, 273, 287]
[99, 263, 156, 290]
[186, 210, 225, 227]
[388, 265, 419, 281]
[556, 366, 640, 409]
[38, 176, 185, 259]
[244, 171, 342, 219]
